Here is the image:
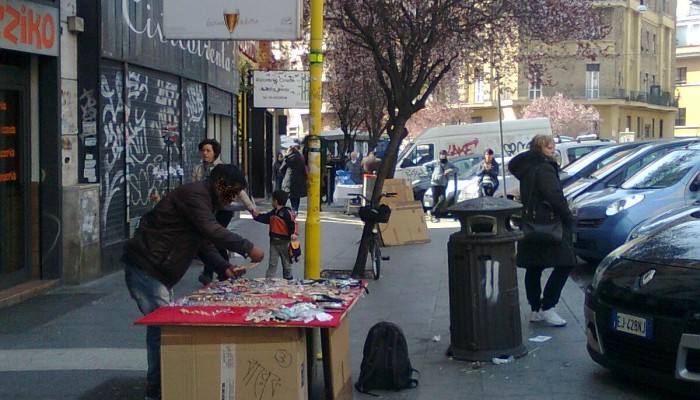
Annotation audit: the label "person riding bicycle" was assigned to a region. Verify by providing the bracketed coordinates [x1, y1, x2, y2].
[477, 148, 500, 197]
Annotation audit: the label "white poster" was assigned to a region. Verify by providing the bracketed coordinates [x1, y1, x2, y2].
[253, 71, 310, 109]
[163, 0, 302, 40]
[220, 344, 236, 400]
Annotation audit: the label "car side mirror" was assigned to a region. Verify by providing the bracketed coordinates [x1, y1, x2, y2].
[400, 158, 413, 168]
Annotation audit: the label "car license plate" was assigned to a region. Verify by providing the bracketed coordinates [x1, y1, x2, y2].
[612, 311, 652, 339]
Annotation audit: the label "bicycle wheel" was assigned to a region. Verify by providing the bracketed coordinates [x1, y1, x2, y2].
[370, 235, 381, 280]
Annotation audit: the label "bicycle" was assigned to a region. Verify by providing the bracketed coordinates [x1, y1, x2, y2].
[348, 192, 397, 280]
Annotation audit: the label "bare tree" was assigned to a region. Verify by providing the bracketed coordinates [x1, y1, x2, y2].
[325, 0, 610, 277]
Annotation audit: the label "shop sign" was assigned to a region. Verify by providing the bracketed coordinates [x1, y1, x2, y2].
[0, 0, 59, 56]
[162, 0, 302, 40]
[253, 70, 310, 109]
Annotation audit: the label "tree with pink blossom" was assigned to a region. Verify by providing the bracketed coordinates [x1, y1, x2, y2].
[521, 93, 601, 137]
[325, 0, 611, 277]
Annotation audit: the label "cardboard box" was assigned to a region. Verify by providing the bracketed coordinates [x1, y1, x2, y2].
[324, 319, 353, 400]
[380, 201, 431, 246]
[161, 326, 308, 400]
[381, 179, 413, 204]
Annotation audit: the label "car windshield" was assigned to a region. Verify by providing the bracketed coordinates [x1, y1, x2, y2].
[621, 149, 699, 190]
[588, 149, 636, 178]
[561, 146, 613, 175]
[458, 163, 483, 180]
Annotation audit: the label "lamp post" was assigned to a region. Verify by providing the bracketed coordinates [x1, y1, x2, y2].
[495, 78, 507, 197]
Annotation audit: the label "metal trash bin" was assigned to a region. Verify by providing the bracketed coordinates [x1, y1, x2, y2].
[446, 197, 527, 361]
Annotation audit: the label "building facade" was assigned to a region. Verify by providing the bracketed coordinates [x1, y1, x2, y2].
[0, 0, 63, 291]
[0, 0, 292, 296]
[466, 0, 678, 142]
[675, 0, 700, 137]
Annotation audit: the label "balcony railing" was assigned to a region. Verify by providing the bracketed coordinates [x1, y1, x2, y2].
[532, 87, 678, 107]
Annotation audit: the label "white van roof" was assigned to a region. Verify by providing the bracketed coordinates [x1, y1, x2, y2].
[413, 118, 551, 141]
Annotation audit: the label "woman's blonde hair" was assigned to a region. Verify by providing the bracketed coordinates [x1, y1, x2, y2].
[529, 134, 554, 155]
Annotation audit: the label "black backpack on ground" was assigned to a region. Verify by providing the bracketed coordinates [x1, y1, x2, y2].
[355, 321, 419, 395]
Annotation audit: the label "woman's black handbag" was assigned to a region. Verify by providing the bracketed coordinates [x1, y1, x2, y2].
[521, 202, 563, 242]
[521, 165, 563, 242]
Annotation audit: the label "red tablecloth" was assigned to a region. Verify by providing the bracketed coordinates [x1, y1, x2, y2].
[134, 285, 364, 329]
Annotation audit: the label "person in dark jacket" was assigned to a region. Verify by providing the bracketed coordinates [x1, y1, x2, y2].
[477, 148, 500, 196]
[281, 146, 308, 214]
[254, 190, 298, 279]
[345, 151, 363, 184]
[272, 152, 285, 191]
[122, 164, 264, 400]
[509, 134, 577, 327]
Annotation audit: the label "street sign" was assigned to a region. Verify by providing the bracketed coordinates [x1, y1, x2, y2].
[253, 71, 310, 109]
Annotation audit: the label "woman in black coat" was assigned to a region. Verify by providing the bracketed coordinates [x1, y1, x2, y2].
[281, 146, 308, 214]
[509, 134, 577, 327]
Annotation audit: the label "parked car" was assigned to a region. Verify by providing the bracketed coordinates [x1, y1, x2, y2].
[564, 139, 700, 202]
[411, 154, 484, 202]
[584, 217, 700, 396]
[553, 135, 615, 168]
[626, 201, 700, 242]
[570, 146, 700, 263]
[559, 141, 649, 187]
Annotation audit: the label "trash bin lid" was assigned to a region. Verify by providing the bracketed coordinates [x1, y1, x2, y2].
[448, 197, 522, 214]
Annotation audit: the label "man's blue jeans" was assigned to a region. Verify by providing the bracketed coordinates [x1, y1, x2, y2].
[124, 260, 172, 397]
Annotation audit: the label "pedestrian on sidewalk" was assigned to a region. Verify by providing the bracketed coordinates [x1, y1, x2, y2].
[253, 190, 298, 280]
[508, 134, 577, 327]
[361, 150, 382, 174]
[281, 145, 308, 214]
[122, 164, 265, 400]
[345, 151, 363, 184]
[192, 139, 258, 285]
[272, 151, 285, 192]
[424, 150, 458, 222]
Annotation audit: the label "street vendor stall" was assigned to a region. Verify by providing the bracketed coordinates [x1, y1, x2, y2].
[136, 278, 365, 400]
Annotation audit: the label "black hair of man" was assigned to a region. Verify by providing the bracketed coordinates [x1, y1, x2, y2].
[198, 138, 221, 158]
[209, 164, 247, 189]
[485, 148, 494, 155]
[272, 190, 289, 206]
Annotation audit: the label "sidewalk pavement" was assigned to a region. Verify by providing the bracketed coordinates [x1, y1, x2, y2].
[0, 199, 677, 399]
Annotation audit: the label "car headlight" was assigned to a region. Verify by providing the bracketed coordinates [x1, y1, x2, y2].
[590, 238, 641, 289]
[605, 194, 644, 216]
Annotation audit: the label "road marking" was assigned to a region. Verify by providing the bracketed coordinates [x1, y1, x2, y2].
[0, 348, 146, 371]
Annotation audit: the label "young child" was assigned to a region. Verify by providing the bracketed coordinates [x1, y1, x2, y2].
[254, 190, 298, 280]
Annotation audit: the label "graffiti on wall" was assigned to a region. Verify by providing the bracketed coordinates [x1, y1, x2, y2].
[99, 67, 127, 246]
[182, 82, 205, 182]
[125, 70, 182, 233]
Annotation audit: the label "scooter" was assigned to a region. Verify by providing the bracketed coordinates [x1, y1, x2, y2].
[479, 175, 496, 197]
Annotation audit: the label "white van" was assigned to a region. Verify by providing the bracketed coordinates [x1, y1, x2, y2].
[395, 118, 552, 180]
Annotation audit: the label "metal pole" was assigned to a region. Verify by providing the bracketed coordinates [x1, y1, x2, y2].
[304, 0, 324, 279]
[497, 80, 507, 197]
